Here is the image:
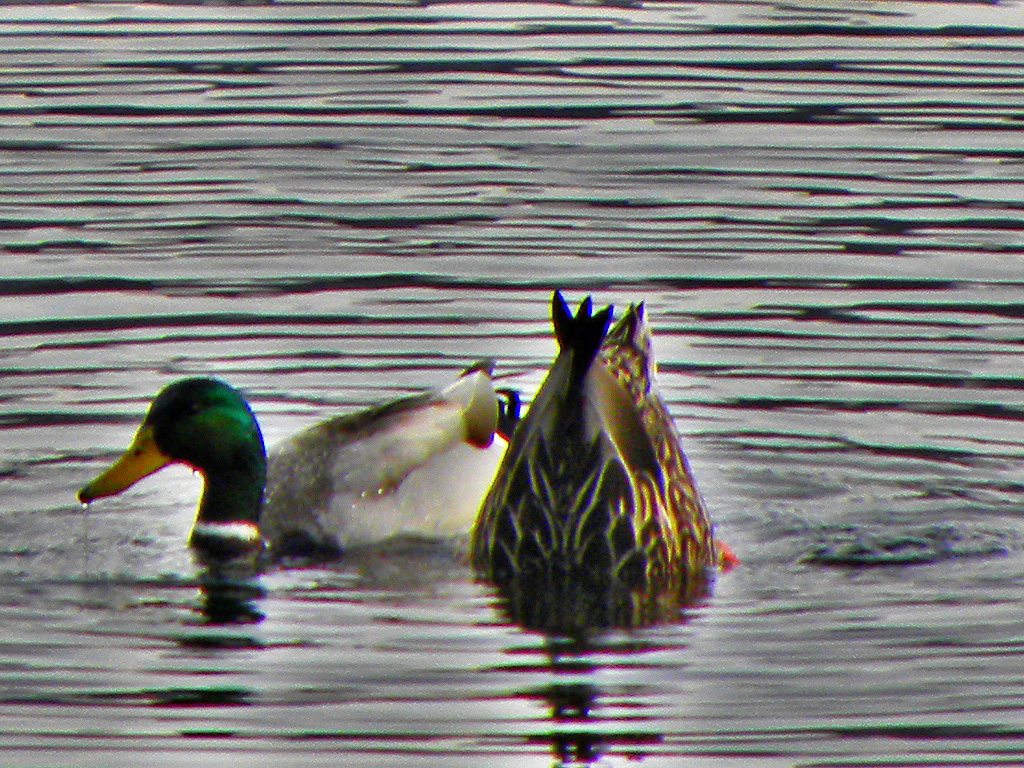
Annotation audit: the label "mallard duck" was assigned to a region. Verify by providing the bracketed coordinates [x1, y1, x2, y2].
[78, 363, 512, 562]
[471, 292, 723, 631]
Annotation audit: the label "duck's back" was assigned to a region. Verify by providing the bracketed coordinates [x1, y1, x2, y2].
[262, 369, 506, 559]
[598, 303, 716, 590]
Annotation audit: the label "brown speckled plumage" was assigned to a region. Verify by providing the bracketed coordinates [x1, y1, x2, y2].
[471, 292, 717, 632]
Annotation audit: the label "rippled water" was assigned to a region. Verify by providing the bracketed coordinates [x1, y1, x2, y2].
[3, 0, 1024, 765]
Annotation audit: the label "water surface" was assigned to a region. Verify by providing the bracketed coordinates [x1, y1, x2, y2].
[3, 0, 1024, 765]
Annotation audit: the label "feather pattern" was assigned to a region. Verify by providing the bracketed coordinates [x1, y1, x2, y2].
[472, 292, 719, 632]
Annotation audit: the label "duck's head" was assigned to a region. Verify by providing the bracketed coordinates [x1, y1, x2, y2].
[78, 378, 267, 553]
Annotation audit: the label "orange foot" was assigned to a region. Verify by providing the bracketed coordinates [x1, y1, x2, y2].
[716, 540, 739, 572]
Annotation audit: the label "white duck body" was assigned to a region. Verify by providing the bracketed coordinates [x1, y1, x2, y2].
[260, 367, 508, 558]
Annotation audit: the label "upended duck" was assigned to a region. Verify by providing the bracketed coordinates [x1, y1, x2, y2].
[471, 292, 730, 631]
[77, 363, 512, 564]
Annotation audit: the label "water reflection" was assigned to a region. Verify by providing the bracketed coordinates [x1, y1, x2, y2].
[514, 633, 675, 768]
[193, 555, 266, 627]
[541, 661, 609, 766]
[489, 576, 709, 638]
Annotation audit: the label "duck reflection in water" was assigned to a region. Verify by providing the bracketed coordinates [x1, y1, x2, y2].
[521, 635, 668, 767]
[473, 292, 736, 634]
[191, 529, 268, 625]
[77, 363, 514, 624]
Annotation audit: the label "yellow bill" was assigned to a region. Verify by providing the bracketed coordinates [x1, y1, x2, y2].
[78, 424, 173, 504]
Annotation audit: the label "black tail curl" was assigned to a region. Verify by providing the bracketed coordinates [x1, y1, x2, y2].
[551, 291, 612, 391]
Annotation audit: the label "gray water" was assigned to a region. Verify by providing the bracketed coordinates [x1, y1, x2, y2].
[3, 0, 1024, 765]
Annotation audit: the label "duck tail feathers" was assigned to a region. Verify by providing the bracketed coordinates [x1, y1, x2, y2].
[551, 291, 613, 389]
[461, 358, 496, 377]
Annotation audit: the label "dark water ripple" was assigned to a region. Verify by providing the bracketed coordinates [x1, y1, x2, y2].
[1, 0, 1024, 766]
